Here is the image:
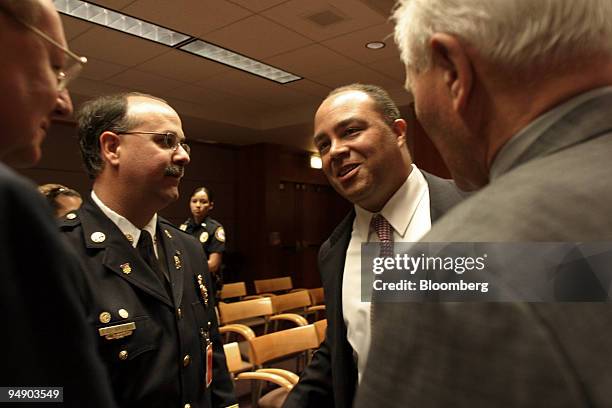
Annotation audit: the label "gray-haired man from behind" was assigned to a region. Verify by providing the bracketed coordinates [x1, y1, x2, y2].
[358, 0, 612, 407]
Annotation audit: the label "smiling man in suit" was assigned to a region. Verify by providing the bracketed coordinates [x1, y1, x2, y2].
[356, 0, 612, 407]
[59, 92, 237, 408]
[283, 83, 464, 408]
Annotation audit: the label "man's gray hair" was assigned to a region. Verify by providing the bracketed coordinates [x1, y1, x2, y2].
[393, 0, 612, 73]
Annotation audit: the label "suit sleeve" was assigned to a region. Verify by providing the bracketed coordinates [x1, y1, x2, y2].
[283, 330, 335, 408]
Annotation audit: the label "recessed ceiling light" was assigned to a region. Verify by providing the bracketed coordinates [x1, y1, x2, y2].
[53, 0, 302, 84]
[366, 41, 386, 50]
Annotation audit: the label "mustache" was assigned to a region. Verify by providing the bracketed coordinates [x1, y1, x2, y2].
[164, 165, 184, 177]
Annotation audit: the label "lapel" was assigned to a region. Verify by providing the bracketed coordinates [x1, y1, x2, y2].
[321, 211, 355, 332]
[422, 170, 467, 222]
[510, 91, 612, 172]
[156, 219, 185, 308]
[80, 197, 173, 308]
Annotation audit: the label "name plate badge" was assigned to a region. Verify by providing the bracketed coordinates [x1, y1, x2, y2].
[98, 322, 136, 340]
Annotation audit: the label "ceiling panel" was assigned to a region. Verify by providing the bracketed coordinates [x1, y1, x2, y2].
[80, 57, 128, 81]
[54, 0, 410, 151]
[204, 15, 312, 60]
[322, 21, 400, 64]
[60, 15, 93, 41]
[198, 70, 317, 107]
[367, 57, 406, 82]
[122, 0, 252, 37]
[69, 77, 130, 99]
[262, 0, 386, 42]
[134, 49, 229, 84]
[284, 79, 331, 98]
[104, 69, 187, 94]
[89, 0, 136, 10]
[311, 64, 400, 90]
[70, 26, 168, 66]
[265, 44, 355, 79]
[162, 84, 272, 112]
[227, 0, 289, 13]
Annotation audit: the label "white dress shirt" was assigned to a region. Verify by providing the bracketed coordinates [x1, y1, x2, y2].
[342, 164, 431, 382]
[91, 191, 159, 258]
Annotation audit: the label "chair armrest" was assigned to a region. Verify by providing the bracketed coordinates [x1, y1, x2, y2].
[236, 371, 294, 390]
[306, 305, 326, 313]
[269, 313, 308, 326]
[219, 324, 256, 340]
[256, 368, 299, 384]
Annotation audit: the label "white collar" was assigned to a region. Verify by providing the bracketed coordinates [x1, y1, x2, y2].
[91, 190, 157, 248]
[354, 164, 427, 240]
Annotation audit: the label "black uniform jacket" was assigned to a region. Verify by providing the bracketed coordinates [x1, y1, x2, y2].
[283, 171, 467, 408]
[0, 164, 117, 407]
[59, 196, 236, 408]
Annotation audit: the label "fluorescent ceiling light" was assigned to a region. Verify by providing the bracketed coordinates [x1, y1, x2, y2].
[54, 0, 190, 46]
[54, 0, 302, 84]
[181, 40, 301, 84]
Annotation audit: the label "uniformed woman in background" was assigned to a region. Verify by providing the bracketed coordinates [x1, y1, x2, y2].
[180, 186, 225, 300]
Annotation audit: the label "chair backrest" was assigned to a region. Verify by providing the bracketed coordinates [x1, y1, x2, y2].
[254, 276, 293, 294]
[271, 290, 311, 314]
[314, 319, 327, 345]
[220, 282, 247, 300]
[218, 297, 274, 325]
[308, 287, 325, 305]
[223, 342, 244, 373]
[248, 324, 320, 366]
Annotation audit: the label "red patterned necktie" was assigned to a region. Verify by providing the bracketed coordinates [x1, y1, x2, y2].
[371, 214, 394, 258]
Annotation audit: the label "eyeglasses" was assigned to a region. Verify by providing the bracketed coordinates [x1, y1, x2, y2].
[119, 131, 191, 155]
[4, 10, 88, 91]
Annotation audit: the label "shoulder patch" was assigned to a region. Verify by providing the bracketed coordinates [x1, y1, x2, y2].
[215, 226, 225, 242]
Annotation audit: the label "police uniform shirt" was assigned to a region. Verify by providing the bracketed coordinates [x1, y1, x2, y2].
[180, 217, 225, 258]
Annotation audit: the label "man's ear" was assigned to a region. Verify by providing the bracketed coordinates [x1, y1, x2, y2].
[99, 131, 121, 167]
[391, 118, 408, 148]
[429, 33, 473, 112]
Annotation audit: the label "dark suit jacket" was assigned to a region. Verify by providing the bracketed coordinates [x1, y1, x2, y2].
[356, 91, 612, 407]
[0, 164, 117, 407]
[59, 196, 236, 408]
[283, 171, 465, 408]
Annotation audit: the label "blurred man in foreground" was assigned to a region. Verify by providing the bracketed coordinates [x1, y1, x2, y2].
[0, 0, 116, 406]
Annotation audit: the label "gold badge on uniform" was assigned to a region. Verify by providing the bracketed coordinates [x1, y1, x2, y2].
[120, 263, 132, 274]
[99, 311, 111, 324]
[179, 224, 187, 231]
[164, 229, 173, 239]
[118, 308, 129, 319]
[199, 231, 209, 243]
[197, 274, 209, 306]
[215, 227, 225, 242]
[98, 322, 136, 340]
[174, 254, 182, 269]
